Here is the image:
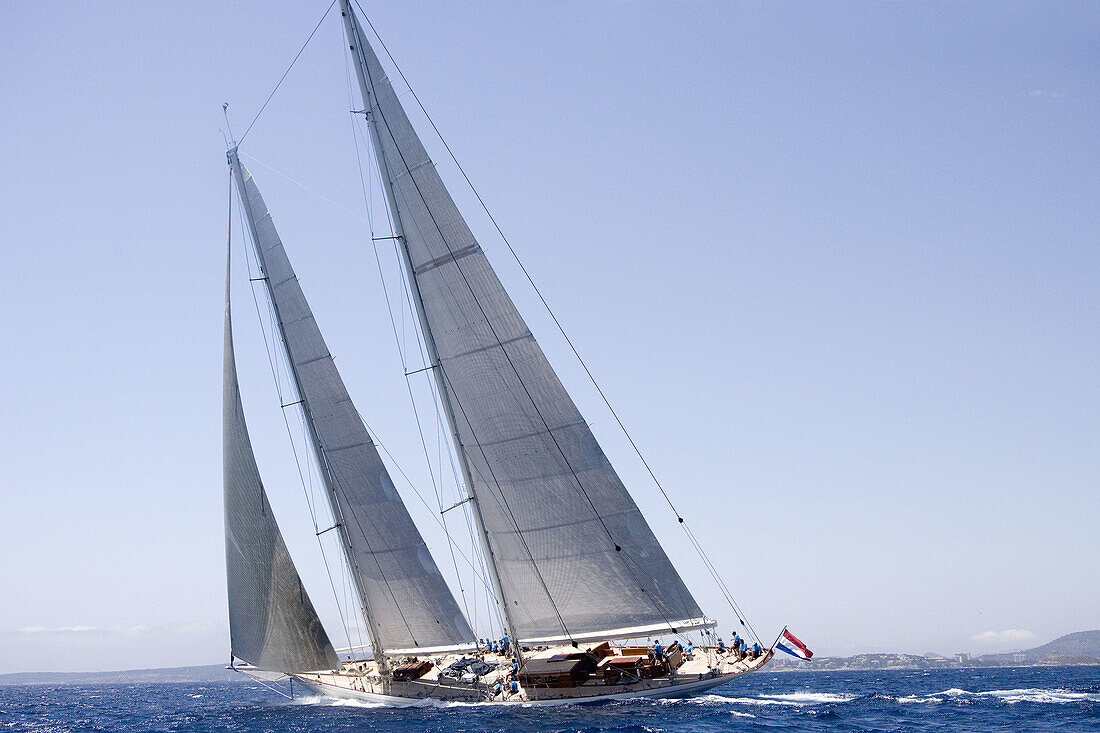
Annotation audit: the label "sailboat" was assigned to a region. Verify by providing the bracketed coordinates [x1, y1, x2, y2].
[222, 0, 772, 705]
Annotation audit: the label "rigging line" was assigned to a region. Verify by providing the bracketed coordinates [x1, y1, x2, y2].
[343, 75, 477, 630]
[234, 182, 356, 653]
[239, 152, 370, 224]
[353, 30, 685, 637]
[238, 0, 337, 145]
[356, 0, 756, 637]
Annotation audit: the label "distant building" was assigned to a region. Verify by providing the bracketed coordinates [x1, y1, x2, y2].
[1013, 653, 1026, 664]
[955, 653, 971, 664]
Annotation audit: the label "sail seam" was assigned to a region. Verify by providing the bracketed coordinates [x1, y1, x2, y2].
[463, 418, 587, 450]
[412, 243, 481, 275]
[297, 352, 332, 367]
[446, 331, 534, 362]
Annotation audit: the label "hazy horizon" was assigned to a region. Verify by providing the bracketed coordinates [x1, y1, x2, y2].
[1, 1, 1097, 674]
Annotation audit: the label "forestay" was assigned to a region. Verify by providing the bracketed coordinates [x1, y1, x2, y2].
[343, 6, 706, 641]
[223, 243, 338, 673]
[229, 150, 474, 653]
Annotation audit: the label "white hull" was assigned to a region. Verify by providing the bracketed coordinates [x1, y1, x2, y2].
[290, 650, 771, 707]
[294, 670, 743, 706]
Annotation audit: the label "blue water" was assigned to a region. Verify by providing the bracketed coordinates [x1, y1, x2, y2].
[3, 666, 1098, 732]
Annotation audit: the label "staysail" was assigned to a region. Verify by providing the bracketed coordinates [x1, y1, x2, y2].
[229, 149, 474, 654]
[341, 2, 709, 642]
[223, 238, 339, 672]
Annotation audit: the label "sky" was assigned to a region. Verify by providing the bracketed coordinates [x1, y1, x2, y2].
[0, 0, 1097, 674]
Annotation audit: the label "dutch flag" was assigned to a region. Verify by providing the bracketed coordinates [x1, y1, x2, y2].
[775, 628, 813, 660]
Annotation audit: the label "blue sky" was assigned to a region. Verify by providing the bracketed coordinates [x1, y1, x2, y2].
[1, 1, 1097, 673]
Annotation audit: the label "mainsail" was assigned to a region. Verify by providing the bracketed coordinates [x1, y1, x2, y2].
[229, 149, 474, 654]
[341, 2, 709, 643]
[223, 241, 338, 673]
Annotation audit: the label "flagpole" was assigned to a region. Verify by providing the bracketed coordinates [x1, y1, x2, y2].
[769, 625, 788, 651]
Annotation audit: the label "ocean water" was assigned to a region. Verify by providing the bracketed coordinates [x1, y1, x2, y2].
[3, 665, 1098, 732]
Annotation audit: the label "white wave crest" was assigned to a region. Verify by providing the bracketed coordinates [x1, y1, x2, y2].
[694, 691, 856, 706]
[898, 687, 1100, 705]
[291, 694, 386, 708]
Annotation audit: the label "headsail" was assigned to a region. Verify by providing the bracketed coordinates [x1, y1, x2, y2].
[341, 4, 708, 642]
[229, 148, 474, 654]
[223, 236, 338, 673]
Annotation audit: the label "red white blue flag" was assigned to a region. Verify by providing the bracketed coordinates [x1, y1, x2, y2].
[776, 629, 813, 660]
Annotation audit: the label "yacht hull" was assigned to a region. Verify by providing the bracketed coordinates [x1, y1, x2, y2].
[292, 652, 770, 706]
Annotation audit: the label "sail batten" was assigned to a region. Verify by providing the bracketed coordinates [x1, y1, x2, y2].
[343, 4, 705, 641]
[229, 149, 474, 655]
[223, 235, 338, 673]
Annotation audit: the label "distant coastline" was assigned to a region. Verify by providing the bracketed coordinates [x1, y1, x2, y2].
[770, 630, 1100, 672]
[0, 664, 239, 687]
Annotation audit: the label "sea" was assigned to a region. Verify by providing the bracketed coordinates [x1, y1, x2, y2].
[3, 665, 1098, 732]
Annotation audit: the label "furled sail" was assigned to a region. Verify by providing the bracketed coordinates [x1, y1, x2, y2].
[229, 149, 474, 654]
[223, 241, 339, 673]
[341, 4, 707, 641]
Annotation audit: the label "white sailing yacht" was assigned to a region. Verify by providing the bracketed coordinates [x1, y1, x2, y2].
[223, 0, 771, 705]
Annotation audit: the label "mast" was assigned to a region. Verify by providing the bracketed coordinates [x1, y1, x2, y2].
[338, 0, 521, 663]
[228, 147, 390, 673]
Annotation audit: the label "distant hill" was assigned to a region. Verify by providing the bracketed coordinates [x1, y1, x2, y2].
[0, 664, 240, 686]
[980, 630, 1100, 665]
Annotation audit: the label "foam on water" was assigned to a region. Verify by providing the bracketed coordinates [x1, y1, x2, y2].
[897, 687, 1100, 705]
[292, 694, 386, 709]
[697, 691, 857, 706]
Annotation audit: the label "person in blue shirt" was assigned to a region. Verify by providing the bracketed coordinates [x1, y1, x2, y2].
[752, 642, 762, 659]
[685, 641, 694, 658]
[717, 637, 726, 653]
[653, 639, 664, 661]
[501, 634, 510, 655]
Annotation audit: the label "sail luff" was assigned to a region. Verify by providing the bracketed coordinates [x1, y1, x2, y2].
[223, 201, 339, 673]
[337, 8, 709, 641]
[338, 0, 520, 658]
[228, 147, 473, 661]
